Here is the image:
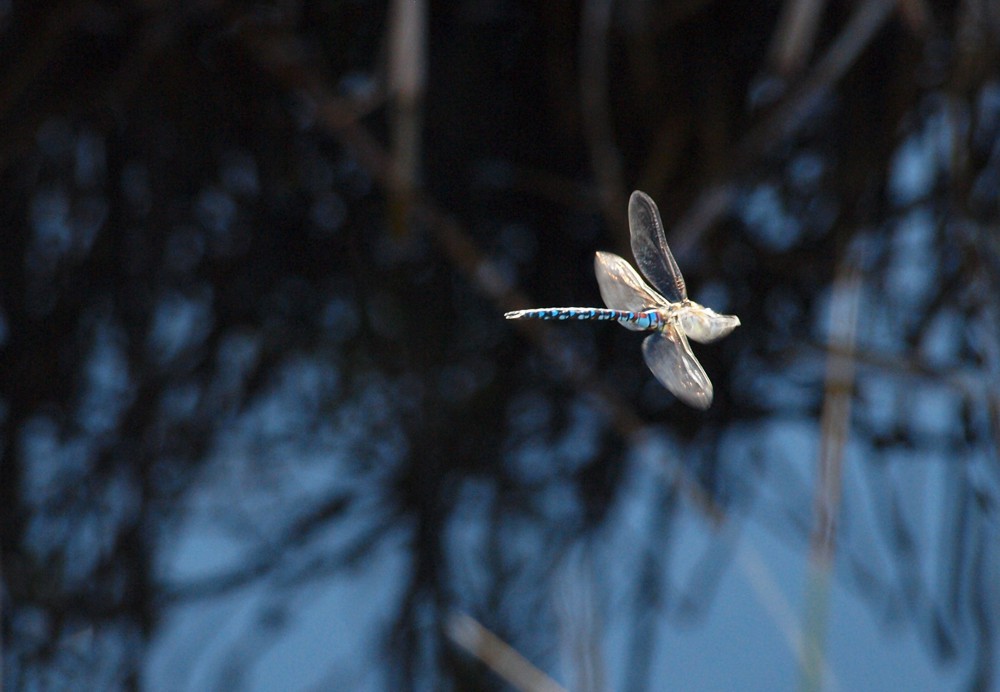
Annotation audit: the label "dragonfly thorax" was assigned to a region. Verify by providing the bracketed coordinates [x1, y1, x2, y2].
[673, 300, 741, 343]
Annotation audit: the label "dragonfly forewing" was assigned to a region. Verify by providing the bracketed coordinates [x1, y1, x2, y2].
[641, 326, 713, 409]
[594, 252, 667, 331]
[628, 191, 687, 303]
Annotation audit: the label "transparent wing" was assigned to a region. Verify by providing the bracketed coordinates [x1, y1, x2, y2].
[594, 252, 668, 331]
[678, 305, 741, 344]
[628, 190, 687, 302]
[641, 326, 713, 409]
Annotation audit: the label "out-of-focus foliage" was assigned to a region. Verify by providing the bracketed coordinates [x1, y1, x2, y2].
[1, 1, 998, 690]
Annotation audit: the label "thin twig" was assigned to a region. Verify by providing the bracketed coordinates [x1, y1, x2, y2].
[580, 0, 630, 252]
[738, 541, 841, 691]
[447, 613, 567, 692]
[768, 0, 828, 75]
[800, 238, 863, 692]
[386, 0, 427, 237]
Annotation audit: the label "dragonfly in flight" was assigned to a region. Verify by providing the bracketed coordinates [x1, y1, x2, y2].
[505, 191, 740, 409]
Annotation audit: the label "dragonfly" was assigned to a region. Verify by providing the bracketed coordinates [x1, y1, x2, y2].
[505, 190, 740, 409]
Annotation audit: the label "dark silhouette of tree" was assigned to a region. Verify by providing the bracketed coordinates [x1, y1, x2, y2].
[1, 1, 998, 690]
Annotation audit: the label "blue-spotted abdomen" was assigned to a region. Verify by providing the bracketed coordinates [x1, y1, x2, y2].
[504, 307, 661, 330]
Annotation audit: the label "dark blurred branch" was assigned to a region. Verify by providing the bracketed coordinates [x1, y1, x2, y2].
[580, 0, 629, 252]
[0, 2, 94, 168]
[798, 341, 992, 402]
[885, 480, 956, 654]
[896, 0, 933, 33]
[0, 2, 89, 117]
[671, 0, 898, 257]
[969, 521, 996, 691]
[161, 494, 358, 603]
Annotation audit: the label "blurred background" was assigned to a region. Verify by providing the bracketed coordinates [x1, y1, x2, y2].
[2, 0, 999, 690]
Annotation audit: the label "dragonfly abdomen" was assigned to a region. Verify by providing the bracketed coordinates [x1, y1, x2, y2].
[504, 307, 660, 329]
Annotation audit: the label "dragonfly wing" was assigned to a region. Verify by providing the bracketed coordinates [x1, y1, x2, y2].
[595, 251, 665, 310]
[641, 327, 713, 409]
[628, 190, 687, 302]
[594, 252, 667, 331]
